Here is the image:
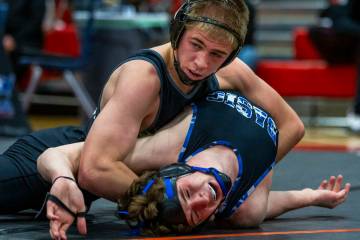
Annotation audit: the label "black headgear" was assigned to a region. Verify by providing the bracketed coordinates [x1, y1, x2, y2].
[118, 163, 232, 231]
[170, 0, 244, 67]
[148, 163, 231, 226]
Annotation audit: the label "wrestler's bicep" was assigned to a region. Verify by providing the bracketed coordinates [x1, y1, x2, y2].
[81, 63, 159, 170]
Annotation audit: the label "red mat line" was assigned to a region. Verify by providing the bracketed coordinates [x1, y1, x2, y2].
[294, 144, 360, 152]
[135, 228, 360, 240]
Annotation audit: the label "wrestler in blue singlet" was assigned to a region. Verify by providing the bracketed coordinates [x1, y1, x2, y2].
[179, 90, 278, 218]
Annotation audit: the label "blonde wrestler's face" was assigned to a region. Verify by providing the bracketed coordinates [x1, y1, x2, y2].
[176, 27, 233, 81]
[176, 171, 224, 226]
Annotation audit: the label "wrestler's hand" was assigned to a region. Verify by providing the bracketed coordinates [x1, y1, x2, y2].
[313, 175, 351, 209]
[47, 178, 87, 240]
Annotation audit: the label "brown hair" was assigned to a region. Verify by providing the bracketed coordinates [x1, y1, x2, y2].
[118, 171, 193, 235]
[186, 0, 249, 49]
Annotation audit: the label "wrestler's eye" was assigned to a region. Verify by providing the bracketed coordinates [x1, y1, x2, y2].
[209, 183, 217, 201]
[186, 189, 191, 200]
[191, 41, 202, 50]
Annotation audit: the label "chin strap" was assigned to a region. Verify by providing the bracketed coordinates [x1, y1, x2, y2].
[173, 56, 200, 86]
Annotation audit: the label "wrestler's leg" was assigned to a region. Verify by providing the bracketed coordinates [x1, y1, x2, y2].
[0, 126, 87, 213]
[0, 142, 50, 213]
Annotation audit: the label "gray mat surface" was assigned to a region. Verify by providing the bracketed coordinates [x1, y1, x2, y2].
[0, 148, 359, 239]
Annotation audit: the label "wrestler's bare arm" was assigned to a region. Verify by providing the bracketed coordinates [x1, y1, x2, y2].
[37, 107, 192, 188]
[265, 175, 351, 220]
[37, 142, 84, 183]
[222, 173, 350, 228]
[78, 62, 160, 201]
[124, 107, 192, 173]
[218, 59, 305, 162]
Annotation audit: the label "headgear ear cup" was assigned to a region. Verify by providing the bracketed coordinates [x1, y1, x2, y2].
[170, 0, 191, 49]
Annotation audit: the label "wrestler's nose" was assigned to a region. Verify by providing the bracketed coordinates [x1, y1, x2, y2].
[194, 52, 209, 70]
[190, 191, 210, 210]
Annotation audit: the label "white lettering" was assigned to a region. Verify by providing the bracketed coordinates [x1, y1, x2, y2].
[235, 96, 252, 118]
[206, 91, 278, 146]
[253, 106, 267, 128]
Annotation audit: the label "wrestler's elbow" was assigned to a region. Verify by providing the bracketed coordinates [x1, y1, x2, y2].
[293, 117, 305, 142]
[77, 166, 96, 192]
[77, 157, 104, 192]
[282, 112, 305, 143]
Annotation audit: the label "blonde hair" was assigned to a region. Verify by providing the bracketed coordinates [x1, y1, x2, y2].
[186, 0, 249, 49]
[118, 171, 193, 235]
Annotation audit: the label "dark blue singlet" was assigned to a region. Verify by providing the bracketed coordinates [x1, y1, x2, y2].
[178, 90, 279, 218]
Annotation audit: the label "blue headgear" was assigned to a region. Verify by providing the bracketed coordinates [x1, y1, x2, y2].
[118, 163, 232, 230]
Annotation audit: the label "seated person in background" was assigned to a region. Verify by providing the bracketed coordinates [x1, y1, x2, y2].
[0, 2, 15, 118]
[237, 0, 258, 70]
[309, 0, 360, 132]
[36, 90, 350, 238]
[2, 0, 46, 82]
[42, 0, 74, 32]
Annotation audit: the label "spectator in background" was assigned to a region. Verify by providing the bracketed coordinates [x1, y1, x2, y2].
[238, 0, 258, 70]
[309, 0, 360, 132]
[0, 1, 15, 118]
[43, 0, 74, 33]
[2, 0, 46, 84]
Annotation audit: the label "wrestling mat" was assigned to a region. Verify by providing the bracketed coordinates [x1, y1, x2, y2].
[1, 150, 359, 239]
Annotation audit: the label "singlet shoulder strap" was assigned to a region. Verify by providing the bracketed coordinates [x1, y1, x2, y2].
[123, 49, 168, 76]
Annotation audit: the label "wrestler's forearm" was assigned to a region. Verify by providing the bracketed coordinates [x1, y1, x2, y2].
[265, 189, 314, 219]
[77, 136, 139, 201]
[267, 175, 351, 219]
[78, 159, 138, 201]
[37, 147, 78, 183]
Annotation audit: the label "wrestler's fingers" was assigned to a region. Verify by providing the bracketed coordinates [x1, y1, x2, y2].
[50, 219, 62, 240]
[49, 229, 62, 240]
[318, 179, 328, 190]
[335, 189, 348, 205]
[77, 216, 87, 235]
[327, 176, 336, 190]
[47, 201, 60, 220]
[336, 184, 351, 203]
[333, 175, 343, 192]
[59, 222, 72, 240]
[49, 229, 54, 239]
[344, 183, 351, 195]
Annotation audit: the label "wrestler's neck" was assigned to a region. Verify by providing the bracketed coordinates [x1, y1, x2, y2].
[187, 145, 238, 183]
[167, 47, 196, 94]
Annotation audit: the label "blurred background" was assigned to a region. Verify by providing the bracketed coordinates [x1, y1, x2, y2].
[0, 0, 359, 151]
